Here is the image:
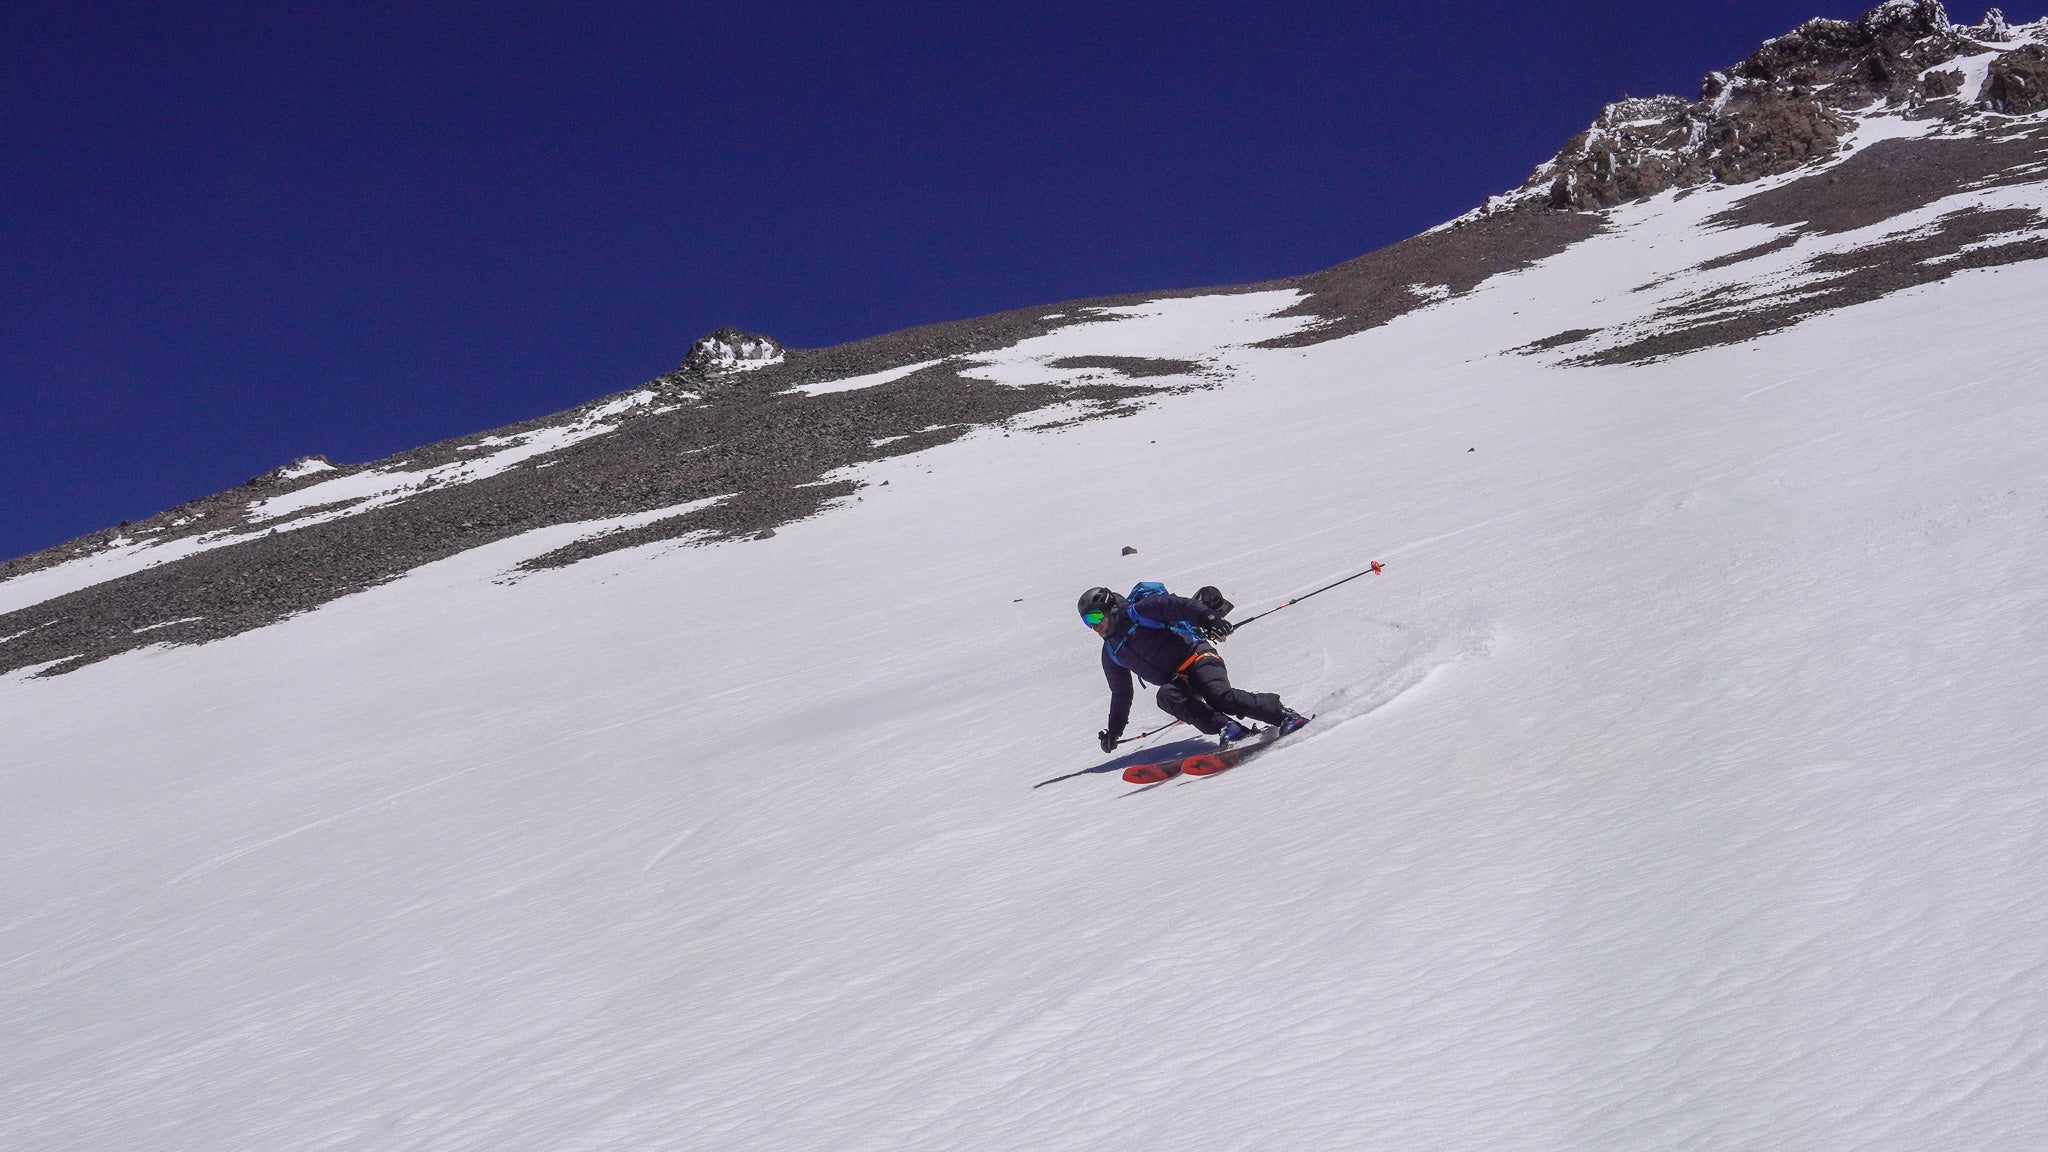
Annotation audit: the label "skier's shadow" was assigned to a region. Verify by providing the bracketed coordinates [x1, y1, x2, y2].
[1032, 736, 1214, 789]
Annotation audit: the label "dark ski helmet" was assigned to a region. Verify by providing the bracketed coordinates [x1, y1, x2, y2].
[1077, 586, 1125, 627]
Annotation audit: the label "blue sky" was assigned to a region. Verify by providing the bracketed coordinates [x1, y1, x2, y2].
[2, 1, 2021, 560]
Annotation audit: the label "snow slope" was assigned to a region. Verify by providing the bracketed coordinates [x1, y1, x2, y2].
[6, 148, 2048, 1151]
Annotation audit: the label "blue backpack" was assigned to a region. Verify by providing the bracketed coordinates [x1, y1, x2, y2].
[1125, 582, 1204, 643]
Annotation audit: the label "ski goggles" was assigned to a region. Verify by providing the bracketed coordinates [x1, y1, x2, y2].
[1081, 610, 1108, 627]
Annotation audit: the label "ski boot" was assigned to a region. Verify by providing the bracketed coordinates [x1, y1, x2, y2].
[1219, 720, 1256, 745]
[1275, 709, 1312, 738]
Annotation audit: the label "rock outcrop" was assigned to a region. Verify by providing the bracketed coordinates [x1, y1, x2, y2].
[680, 327, 785, 375]
[1505, 2, 2030, 211]
[1984, 44, 2048, 113]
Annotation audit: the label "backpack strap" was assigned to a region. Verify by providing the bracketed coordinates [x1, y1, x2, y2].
[1126, 601, 1165, 630]
[1126, 582, 1203, 643]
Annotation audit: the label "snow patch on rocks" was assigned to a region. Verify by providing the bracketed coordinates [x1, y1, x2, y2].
[958, 291, 1311, 388]
[0, 530, 243, 617]
[784, 359, 947, 397]
[274, 456, 337, 481]
[0, 391, 667, 618]
[682, 328, 786, 374]
[248, 392, 657, 525]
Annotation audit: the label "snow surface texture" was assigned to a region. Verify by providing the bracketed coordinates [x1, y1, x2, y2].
[7, 145, 2048, 1152]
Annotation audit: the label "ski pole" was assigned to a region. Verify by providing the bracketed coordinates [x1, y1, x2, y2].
[1114, 719, 1184, 747]
[1231, 560, 1383, 630]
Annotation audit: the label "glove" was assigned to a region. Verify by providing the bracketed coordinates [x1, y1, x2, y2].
[1200, 617, 1235, 641]
[1099, 729, 1120, 753]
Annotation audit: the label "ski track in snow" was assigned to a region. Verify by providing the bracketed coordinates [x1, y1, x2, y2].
[7, 111, 2048, 1151]
[1119, 609, 1497, 796]
[168, 762, 497, 884]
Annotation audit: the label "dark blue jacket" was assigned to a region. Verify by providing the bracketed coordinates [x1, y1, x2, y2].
[1100, 594, 1220, 734]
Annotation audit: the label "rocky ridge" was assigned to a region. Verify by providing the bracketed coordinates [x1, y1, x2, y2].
[1482, 2, 2033, 213]
[7, 1, 2048, 676]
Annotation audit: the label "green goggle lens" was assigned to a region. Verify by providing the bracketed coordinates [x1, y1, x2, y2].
[1082, 611, 1107, 626]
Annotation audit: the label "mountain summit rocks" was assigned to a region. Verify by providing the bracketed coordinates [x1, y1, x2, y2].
[680, 328, 786, 375]
[1516, 2, 2025, 210]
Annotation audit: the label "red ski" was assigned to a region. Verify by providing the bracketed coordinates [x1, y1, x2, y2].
[1121, 716, 1313, 784]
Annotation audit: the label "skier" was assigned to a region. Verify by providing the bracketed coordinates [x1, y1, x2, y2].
[1079, 584, 1308, 753]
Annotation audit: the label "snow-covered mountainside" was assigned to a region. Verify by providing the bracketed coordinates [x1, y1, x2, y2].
[5, 4, 2046, 1149]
